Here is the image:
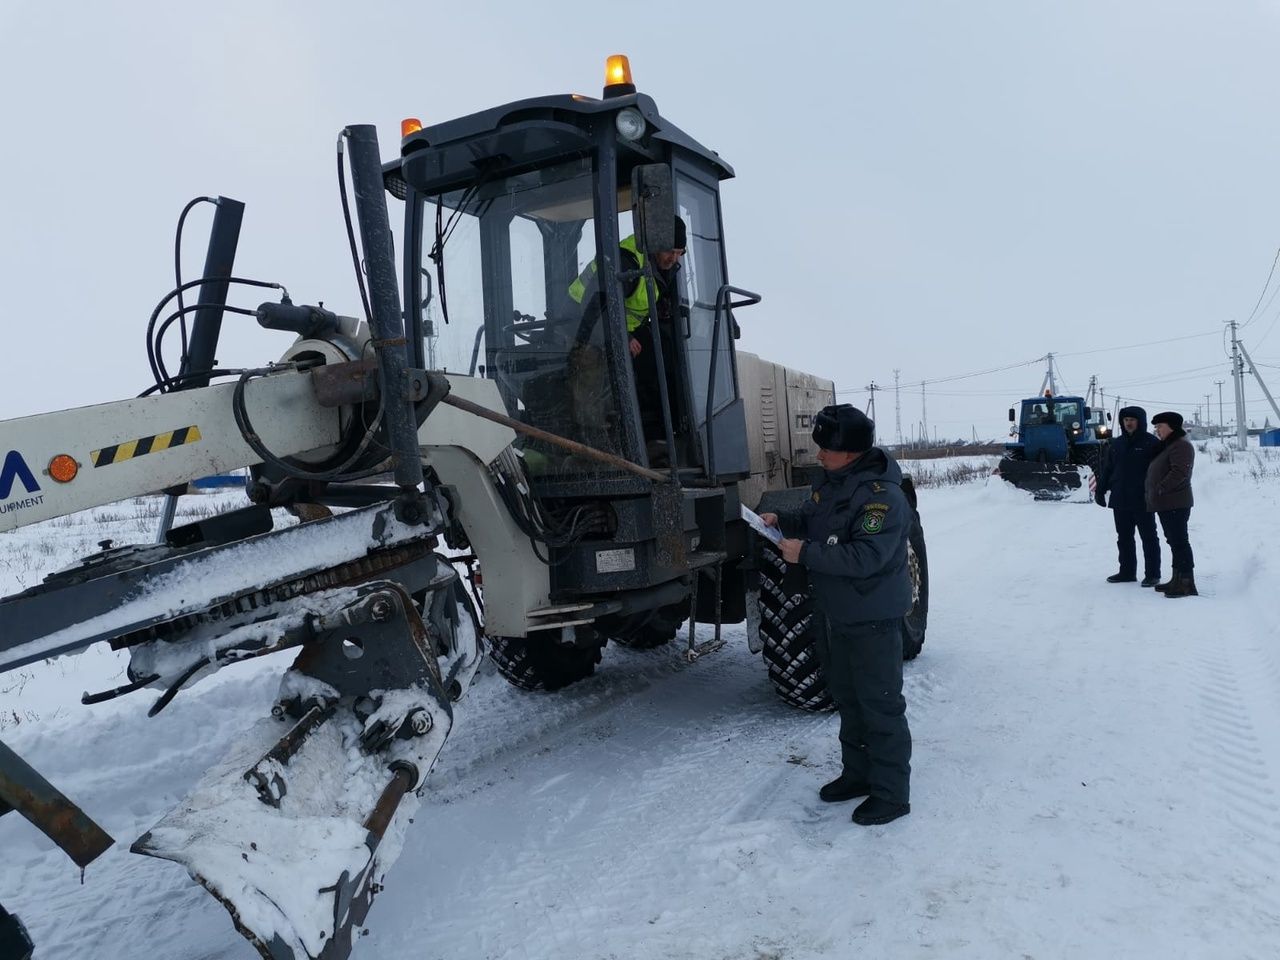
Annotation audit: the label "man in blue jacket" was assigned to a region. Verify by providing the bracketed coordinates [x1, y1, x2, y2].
[1094, 406, 1161, 587]
[761, 405, 912, 826]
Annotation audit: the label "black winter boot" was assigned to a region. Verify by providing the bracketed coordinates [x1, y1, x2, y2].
[1140, 575, 1160, 588]
[852, 796, 910, 825]
[1165, 573, 1198, 598]
[1154, 573, 1178, 593]
[1106, 573, 1137, 583]
[819, 774, 872, 803]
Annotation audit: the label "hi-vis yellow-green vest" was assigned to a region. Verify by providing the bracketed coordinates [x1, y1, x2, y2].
[568, 234, 650, 333]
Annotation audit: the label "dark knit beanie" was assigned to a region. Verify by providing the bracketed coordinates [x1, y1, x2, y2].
[812, 404, 875, 453]
[673, 216, 687, 250]
[1151, 411, 1184, 430]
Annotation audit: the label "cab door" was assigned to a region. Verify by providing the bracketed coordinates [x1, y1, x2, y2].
[674, 166, 748, 480]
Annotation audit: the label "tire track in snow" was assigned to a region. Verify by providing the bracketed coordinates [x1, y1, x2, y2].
[1189, 643, 1280, 925]
[367, 643, 844, 960]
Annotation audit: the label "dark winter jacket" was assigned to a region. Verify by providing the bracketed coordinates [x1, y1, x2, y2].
[1095, 406, 1159, 512]
[1145, 429, 1194, 511]
[778, 447, 913, 624]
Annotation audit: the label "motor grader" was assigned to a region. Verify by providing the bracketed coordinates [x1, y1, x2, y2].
[0, 57, 928, 959]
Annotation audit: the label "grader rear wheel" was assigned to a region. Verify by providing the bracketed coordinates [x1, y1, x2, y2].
[487, 627, 606, 691]
[756, 508, 931, 707]
[756, 540, 832, 711]
[902, 516, 929, 661]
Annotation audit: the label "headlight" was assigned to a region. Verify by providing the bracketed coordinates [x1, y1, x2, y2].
[1071, 421, 1081, 429]
[616, 108, 646, 142]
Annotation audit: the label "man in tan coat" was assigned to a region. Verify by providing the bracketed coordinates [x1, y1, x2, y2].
[1145, 411, 1196, 598]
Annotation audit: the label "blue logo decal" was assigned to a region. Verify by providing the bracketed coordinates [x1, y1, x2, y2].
[0, 451, 41, 500]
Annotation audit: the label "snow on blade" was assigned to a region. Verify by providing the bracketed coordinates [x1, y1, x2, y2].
[5, 502, 429, 668]
[134, 708, 419, 959]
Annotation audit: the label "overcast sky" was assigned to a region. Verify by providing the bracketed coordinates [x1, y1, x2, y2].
[3, 0, 1280, 439]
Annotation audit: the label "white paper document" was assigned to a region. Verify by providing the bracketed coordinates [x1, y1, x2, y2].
[740, 504, 783, 544]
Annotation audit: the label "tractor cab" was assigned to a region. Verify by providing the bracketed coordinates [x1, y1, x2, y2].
[1008, 395, 1089, 461]
[388, 58, 753, 492]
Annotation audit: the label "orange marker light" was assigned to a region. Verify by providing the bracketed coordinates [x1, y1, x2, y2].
[605, 55, 633, 88]
[401, 117, 423, 138]
[47, 454, 79, 484]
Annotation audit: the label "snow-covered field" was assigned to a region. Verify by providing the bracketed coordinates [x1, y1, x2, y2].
[3, 445, 1279, 960]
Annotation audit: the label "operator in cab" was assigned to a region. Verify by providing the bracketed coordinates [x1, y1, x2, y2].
[568, 217, 686, 457]
[760, 405, 913, 826]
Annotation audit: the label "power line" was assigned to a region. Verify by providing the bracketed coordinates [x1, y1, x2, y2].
[1104, 364, 1227, 389]
[838, 330, 1223, 398]
[1109, 394, 1276, 410]
[835, 355, 1044, 395]
[1242, 246, 1280, 328]
[1054, 329, 1220, 360]
[1253, 304, 1280, 350]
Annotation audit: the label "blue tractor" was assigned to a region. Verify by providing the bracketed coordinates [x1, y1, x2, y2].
[998, 393, 1107, 499]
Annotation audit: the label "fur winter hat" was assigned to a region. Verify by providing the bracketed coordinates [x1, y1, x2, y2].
[1151, 411, 1184, 431]
[812, 404, 875, 453]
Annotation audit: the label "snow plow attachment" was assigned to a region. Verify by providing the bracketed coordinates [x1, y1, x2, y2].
[995, 457, 1084, 501]
[132, 578, 474, 960]
[0, 502, 482, 960]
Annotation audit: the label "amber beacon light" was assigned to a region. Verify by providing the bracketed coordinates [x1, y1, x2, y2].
[603, 55, 636, 98]
[401, 117, 423, 138]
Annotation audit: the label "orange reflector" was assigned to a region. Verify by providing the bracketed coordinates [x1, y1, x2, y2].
[401, 117, 423, 138]
[605, 55, 633, 88]
[48, 454, 79, 484]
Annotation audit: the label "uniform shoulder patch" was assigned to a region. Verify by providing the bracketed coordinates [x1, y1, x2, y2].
[863, 501, 892, 513]
[861, 510, 887, 534]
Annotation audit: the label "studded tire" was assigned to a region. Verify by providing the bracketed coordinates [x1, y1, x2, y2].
[487, 627, 606, 692]
[902, 514, 929, 661]
[757, 508, 930, 706]
[757, 540, 833, 711]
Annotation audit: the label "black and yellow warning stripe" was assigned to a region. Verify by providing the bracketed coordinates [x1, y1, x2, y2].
[92, 426, 202, 468]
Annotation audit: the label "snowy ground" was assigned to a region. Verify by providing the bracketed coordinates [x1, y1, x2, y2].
[3, 445, 1280, 959]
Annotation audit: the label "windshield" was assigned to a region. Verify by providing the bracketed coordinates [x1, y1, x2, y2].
[1023, 400, 1080, 425]
[1051, 401, 1080, 422]
[417, 158, 632, 478]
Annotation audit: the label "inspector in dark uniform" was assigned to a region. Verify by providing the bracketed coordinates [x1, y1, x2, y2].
[762, 404, 913, 825]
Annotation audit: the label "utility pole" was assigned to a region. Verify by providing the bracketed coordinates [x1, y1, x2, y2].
[893, 369, 902, 446]
[1230, 320, 1249, 449]
[865, 381, 879, 421]
[1238, 338, 1280, 429]
[1215, 379, 1225, 437]
[921, 382, 928, 448]
[1204, 393, 1212, 431]
[1038, 353, 1057, 396]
